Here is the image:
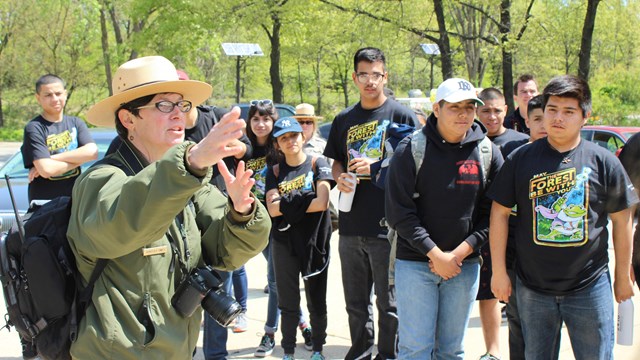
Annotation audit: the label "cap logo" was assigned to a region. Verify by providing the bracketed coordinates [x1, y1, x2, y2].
[458, 81, 472, 91]
[282, 119, 292, 127]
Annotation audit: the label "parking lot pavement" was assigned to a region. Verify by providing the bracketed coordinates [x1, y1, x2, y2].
[0, 142, 20, 165]
[0, 141, 639, 359]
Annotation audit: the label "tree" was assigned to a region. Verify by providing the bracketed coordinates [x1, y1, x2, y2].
[578, 0, 600, 81]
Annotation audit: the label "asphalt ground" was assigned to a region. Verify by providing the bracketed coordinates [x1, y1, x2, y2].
[0, 141, 639, 359]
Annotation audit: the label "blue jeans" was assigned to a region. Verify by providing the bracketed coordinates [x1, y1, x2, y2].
[396, 257, 480, 360]
[232, 266, 248, 312]
[339, 235, 397, 360]
[262, 239, 308, 334]
[516, 271, 614, 360]
[203, 270, 232, 360]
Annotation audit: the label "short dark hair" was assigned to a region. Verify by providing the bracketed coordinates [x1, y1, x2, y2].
[35, 74, 65, 94]
[513, 74, 537, 94]
[542, 75, 591, 117]
[353, 47, 386, 72]
[114, 94, 156, 139]
[527, 95, 544, 118]
[478, 87, 504, 102]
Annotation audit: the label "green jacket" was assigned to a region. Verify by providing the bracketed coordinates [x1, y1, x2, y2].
[67, 141, 270, 359]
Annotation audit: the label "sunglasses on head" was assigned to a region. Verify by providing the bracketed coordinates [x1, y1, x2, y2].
[250, 99, 273, 108]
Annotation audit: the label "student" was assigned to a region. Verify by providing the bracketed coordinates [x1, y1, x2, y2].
[265, 117, 333, 360]
[497, 94, 550, 360]
[246, 101, 312, 357]
[490, 75, 637, 359]
[21, 74, 98, 202]
[66, 56, 271, 359]
[323, 47, 416, 360]
[619, 130, 640, 290]
[475, 87, 526, 360]
[385, 78, 503, 359]
[504, 74, 539, 135]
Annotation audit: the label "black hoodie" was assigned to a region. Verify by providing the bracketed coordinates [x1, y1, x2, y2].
[385, 113, 504, 262]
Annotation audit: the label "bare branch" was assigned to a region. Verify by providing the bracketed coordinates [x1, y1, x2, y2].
[515, 0, 536, 41]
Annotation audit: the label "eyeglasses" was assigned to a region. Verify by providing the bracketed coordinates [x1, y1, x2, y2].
[298, 120, 315, 126]
[356, 72, 385, 84]
[136, 100, 193, 113]
[250, 99, 273, 108]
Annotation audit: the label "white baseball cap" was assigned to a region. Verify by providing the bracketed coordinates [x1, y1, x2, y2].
[434, 78, 484, 106]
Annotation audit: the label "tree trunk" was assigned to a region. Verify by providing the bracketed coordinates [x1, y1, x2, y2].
[433, 0, 453, 80]
[315, 51, 322, 115]
[0, 96, 4, 128]
[297, 61, 304, 103]
[501, 0, 515, 113]
[269, 15, 284, 103]
[578, 0, 601, 81]
[99, 4, 113, 95]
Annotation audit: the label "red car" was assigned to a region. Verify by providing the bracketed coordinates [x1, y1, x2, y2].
[580, 125, 640, 156]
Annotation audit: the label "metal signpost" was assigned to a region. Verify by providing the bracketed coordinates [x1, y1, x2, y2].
[420, 43, 440, 91]
[221, 43, 264, 103]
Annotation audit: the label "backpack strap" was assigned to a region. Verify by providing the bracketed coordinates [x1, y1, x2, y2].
[71, 258, 108, 341]
[477, 136, 493, 189]
[410, 129, 427, 199]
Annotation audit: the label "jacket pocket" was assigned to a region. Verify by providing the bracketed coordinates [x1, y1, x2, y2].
[136, 293, 157, 346]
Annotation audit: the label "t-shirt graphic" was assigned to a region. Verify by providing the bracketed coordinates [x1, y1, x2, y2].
[247, 156, 267, 201]
[530, 167, 591, 246]
[346, 119, 389, 179]
[277, 171, 315, 195]
[48, 128, 80, 180]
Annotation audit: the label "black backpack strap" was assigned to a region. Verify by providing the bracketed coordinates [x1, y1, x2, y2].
[70, 258, 108, 341]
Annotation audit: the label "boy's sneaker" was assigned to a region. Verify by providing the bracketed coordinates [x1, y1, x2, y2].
[479, 353, 500, 360]
[233, 312, 248, 333]
[301, 327, 313, 351]
[310, 351, 325, 360]
[283, 354, 296, 360]
[254, 334, 276, 357]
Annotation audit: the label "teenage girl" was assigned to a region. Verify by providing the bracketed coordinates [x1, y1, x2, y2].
[245, 101, 312, 357]
[265, 117, 333, 360]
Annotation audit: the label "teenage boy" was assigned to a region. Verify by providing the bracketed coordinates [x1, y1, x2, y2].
[619, 131, 640, 290]
[475, 87, 527, 360]
[21, 74, 98, 202]
[497, 94, 550, 360]
[385, 78, 503, 359]
[323, 47, 416, 360]
[490, 75, 637, 359]
[504, 74, 539, 134]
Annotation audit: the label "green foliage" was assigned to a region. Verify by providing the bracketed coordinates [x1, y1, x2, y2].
[2, 0, 640, 131]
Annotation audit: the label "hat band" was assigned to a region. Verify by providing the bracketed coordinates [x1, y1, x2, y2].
[295, 113, 317, 117]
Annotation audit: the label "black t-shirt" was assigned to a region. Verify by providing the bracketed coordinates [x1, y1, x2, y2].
[246, 145, 269, 203]
[504, 108, 529, 135]
[323, 99, 416, 237]
[489, 129, 528, 158]
[21, 115, 94, 202]
[488, 139, 638, 295]
[184, 105, 252, 193]
[265, 156, 333, 233]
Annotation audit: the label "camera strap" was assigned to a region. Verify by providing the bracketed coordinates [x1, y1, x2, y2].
[166, 208, 191, 278]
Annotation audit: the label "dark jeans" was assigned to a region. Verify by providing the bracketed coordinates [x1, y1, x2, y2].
[506, 269, 525, 360]
[202, 270, 232, 360]
[232, 265, 248, 311]
[339, 235, 397, 360]
[272, 238, 328, 354]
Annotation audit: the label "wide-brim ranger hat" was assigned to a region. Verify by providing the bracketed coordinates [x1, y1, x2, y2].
[291, 103, 323, 120]
[434, 78, 484, 106]
[273, 117, 303, 138]
[86, 56, 212, 127]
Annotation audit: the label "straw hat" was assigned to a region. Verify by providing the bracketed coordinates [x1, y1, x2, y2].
[291, 103, 323, 120]
[87, 56, 212, 127]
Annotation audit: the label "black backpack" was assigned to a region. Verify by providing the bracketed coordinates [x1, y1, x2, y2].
[0, 155, 131, 359]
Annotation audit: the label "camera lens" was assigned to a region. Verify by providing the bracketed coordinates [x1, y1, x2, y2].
[201, 288, 243, 327]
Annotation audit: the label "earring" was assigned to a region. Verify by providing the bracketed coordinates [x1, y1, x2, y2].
[129, 135, 134, 141]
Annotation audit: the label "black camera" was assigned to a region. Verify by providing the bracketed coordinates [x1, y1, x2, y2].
[171, 266, 242, 326]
